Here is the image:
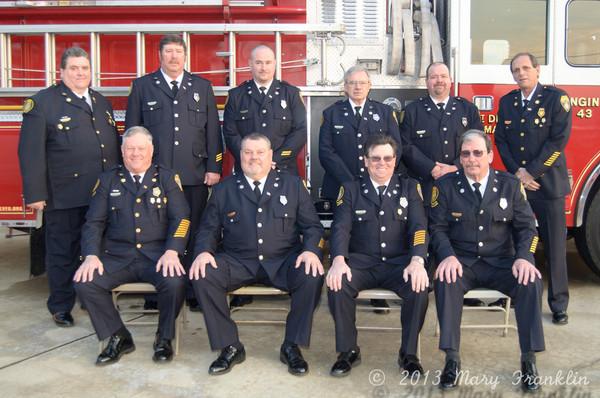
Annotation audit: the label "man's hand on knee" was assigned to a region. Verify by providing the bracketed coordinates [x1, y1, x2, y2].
[295, 251, 324, 278]
[512, 258, 541, 285]
[73, 255, 104, 283]
[156, 249, 185, 277]
[189, 251, 217, 280]
[434, 256, 463, 283]
[326, 255, 352, 292]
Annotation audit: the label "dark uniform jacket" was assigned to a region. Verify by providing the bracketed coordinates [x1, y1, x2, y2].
[400, 96, 483, 205]
[194, 170, 324, 280]
[495, 83, 571, 199]
[18, 82, 120, 210]
[125, 70, 223, 186]
[429, 168, 539, 269]
[81, 164, 191, 273]
[223, 79, 306, 174]
[319, 98, 402, 200]
[330, 175, 428, 269]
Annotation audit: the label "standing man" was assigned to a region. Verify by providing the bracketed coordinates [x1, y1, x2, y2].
[223, 44, 307, 307]
[18, 47, 120, 327]
[74, 126, 190, 365]
[190, 133, 325, 376]
[400, 62, 484, 306]
[223, 44, 306, 176]
[327, 134, 429, 377]
[400, 62, 483, 211]
[430, 130, 545, 392]
[319, 65, 403, 313]
[126, 34, 223, 309]
[495, 52, 571, 325]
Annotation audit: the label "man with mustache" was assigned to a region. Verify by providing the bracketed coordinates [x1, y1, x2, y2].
[126, 34, 223, 311]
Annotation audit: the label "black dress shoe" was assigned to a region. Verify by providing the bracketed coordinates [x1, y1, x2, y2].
[399, 354, 423, 376]
[330, 348, 361, 377]
[230, 295, 253, 308]
[371, 299, 391, 314]
[488, 298, 514, 308]
[186, 297, 202, 313]
[439, 359, 461, 390]
[552, 311, 568, 325]
[208, 345, 246, 375]
[463, 298, 485, 307]
[52, 312, 74, 327]
[520, 360, 541, 392]
[280, 343, 309, 376]
[153, 338, 173, 363]
[96, 333, 135, 366]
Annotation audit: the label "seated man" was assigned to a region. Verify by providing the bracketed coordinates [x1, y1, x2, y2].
[430, 129, 545, 392]
[74, 126, 190, 365]
[190, 133, 325, 376]
[327, 134, 429, 377]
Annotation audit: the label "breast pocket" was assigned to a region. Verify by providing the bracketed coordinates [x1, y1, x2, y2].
[492, 207, 513, 224]
[273, 108, 293, 133]
[411, 129, 432, 141]
[142, 101, 162, 126]
[393, 207, 408, 222]
[108, 195, 124, 224]
[188, 103, 207, 127]
[52, 118, 80, 146]
[446, 211, 474, 240]
[273, 205, 296, 233]
[235, 112, 253, 132]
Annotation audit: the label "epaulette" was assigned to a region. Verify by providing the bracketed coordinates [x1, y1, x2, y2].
[493, 169, 519, 181]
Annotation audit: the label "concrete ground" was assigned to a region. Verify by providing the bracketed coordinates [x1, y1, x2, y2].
[0, 227, 599, 398]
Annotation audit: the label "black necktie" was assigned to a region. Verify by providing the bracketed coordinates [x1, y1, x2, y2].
[437, 102, 445, 112]
[253, 180, 262, 202]
[81, 95, 92, 111]
[377, 185, 386, 203]
[522, 99, 529, 114]
[170, 80, 179, 97]
[133, 174, 142, 189]
[354, 106, 362, 123]
[259, 86, 267, 98]
[472, 182, 483, 205]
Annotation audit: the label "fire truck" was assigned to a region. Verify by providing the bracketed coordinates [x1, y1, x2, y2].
[1, 0, 599, 277]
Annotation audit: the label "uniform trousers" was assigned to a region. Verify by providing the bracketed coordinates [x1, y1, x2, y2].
[435, 259, 545, 354]
[75, 256, 185, 340]
[192, 252, 324, 350]
[45, 206, 87, 314]
[529, 197, 569, 312]
[328, 263, 429, 355]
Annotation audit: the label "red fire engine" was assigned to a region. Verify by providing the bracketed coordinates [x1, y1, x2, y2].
[1, 0, 599, 277]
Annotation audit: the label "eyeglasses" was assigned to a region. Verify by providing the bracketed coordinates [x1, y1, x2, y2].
[460, 150, 487, 158]
[345, 80, 369, 86]
[367, 155, 396, 163]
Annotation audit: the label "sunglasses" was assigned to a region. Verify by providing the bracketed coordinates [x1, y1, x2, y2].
[368, 155, 396, 163]
[460, 150, 487, 158]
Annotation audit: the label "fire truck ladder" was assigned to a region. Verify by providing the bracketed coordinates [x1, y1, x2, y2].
[0, 23, 345, 96]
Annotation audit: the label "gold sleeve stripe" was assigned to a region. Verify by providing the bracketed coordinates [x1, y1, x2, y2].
[543, 152, 561, 167]
[215, 153, 223, 162]
[413, 230, 426, 246]
[529, 236, 539, 253]
[281, 150, 293, 157]
[173, 219, 191, 238]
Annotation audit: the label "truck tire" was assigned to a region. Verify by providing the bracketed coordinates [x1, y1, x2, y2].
[575, 189, 600, 278]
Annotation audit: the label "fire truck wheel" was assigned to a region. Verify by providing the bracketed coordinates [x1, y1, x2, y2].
[575, 190, 600, 278]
